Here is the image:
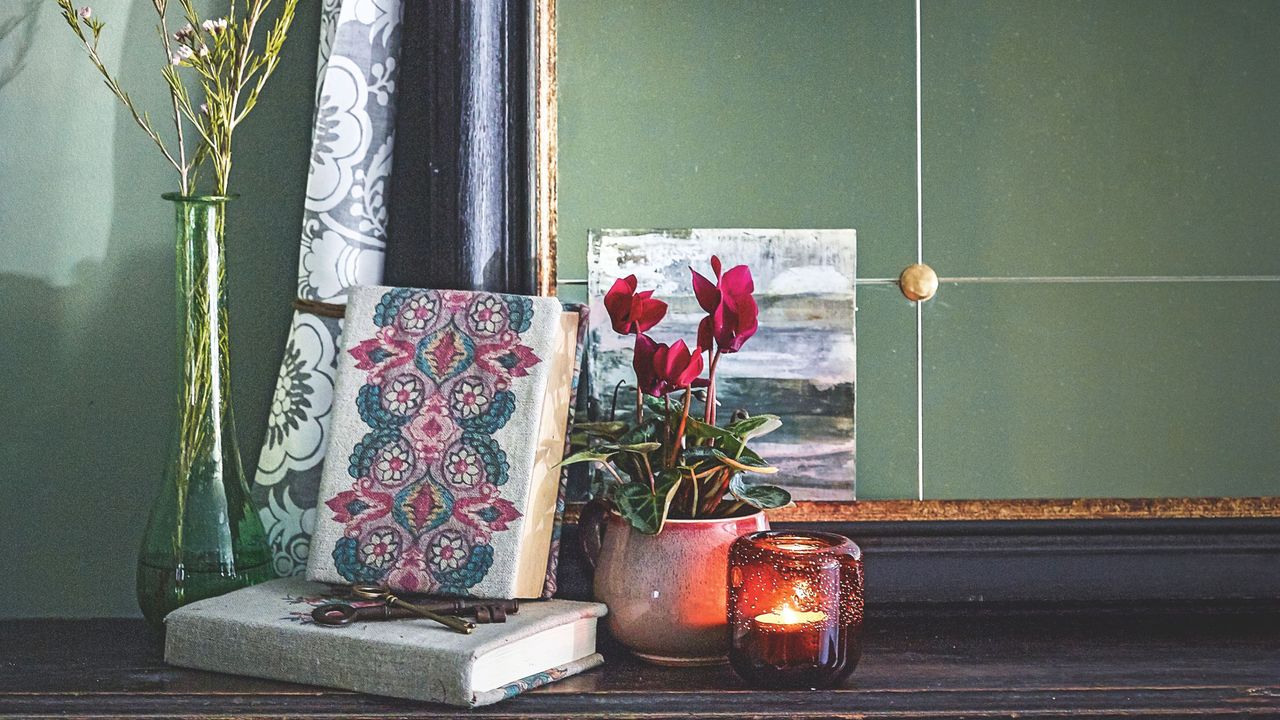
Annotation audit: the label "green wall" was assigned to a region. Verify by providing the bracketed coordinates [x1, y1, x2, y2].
[557, 0, 1280, 501]
[4, 0, 1277, 618]
[1, 0, 319, 617]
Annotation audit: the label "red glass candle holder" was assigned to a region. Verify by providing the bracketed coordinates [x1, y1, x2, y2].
[727, 531, 864, 688]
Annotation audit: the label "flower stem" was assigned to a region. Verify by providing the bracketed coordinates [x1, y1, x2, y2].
[685, 467, 699, 517]
[593, 459, 627, 487]
[704, 350, 721, 426]
[670, 388, 692, 467]
[154, 2, 191, 194]
[641, 452, 655, 494]
[700, 467, 734, 516]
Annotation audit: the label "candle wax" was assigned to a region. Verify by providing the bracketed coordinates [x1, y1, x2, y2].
[745, 605, 833, 667]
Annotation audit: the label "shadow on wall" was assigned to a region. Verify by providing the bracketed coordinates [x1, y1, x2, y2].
[0, 0, 40, 89]
[0, 0, 319, 618]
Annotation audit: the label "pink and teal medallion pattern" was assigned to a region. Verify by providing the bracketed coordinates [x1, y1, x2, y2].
[325, 289, 542, 593]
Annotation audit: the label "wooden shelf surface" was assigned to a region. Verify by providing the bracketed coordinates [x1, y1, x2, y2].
[2, 602, 1278, 718]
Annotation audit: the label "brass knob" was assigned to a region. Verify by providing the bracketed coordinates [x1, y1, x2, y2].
[899, 263, 938, 302]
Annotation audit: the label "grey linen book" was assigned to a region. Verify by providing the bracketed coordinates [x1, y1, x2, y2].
[165, 578, 607, 707]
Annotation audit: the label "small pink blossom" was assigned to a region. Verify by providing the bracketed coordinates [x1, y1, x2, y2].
[201, 17, 228, 34]
[173, 23, 194, 43]
[170, 45, 193, 65]
[199, 102, 209, 115]
[77, 7, 92, 20]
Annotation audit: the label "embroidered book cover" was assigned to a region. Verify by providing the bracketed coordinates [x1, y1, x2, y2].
[307, 286, 585, 599]
[165, 577, 606, 708]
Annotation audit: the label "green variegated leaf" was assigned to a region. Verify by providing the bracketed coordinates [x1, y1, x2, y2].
[611, 476, 682, 535]
[558, 448, 617, 466]
[727, 414, 782, 441]
[681, 446, 720, 463]
[642, 394, 672, 416]
[711, 449, 779, 474]
[619, 421, 660, 445]
[735, 445, 767, 465]
[683, 417, 737, 442]
[727, 475, 793, 510]
[573, 421, 629, 440]
[618, 442, 662, 454]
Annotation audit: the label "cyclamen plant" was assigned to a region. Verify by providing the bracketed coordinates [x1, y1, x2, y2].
[55, 0, 299, 194]
[565, 257, 793, 535]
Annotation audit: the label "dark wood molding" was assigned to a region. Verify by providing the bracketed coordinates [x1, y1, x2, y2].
[531, 0, 557, 296]
[561, 497, 1280, 524]
[806, 517, 1280, 603]
[384, 0, 535, 295]
[775, 497, 1280, 521]
[555, 517, 1280, 604]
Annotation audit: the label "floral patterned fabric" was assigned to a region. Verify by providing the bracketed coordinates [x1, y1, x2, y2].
[309, 287, 570, 598]
[252, 0, 404, 577]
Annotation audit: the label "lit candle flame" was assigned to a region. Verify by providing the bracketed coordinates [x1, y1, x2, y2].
[778, 604, 804, 624]
[755, 603, 828, 626]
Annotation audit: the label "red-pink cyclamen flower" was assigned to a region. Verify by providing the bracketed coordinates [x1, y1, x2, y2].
[633, 334, 704, 397]
[604, 274, 667, 336]
[690, 256, 758, 354]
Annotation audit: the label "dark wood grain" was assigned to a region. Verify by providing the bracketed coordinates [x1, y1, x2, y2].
[2, 603, 1277, 718]
[383, 0, 534, 295]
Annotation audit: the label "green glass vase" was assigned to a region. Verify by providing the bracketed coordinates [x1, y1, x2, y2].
[136, 194, 272, 628]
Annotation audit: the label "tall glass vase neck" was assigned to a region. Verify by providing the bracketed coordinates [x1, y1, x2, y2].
[170, 195, 236, 431]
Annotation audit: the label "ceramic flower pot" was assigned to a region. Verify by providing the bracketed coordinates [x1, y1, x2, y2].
[580, 503, 769, 666]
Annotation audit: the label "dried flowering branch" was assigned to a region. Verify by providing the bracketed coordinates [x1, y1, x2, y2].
[163, 0, 299, 193]
[562, 257, 792, 535]
[53, 0, 299, 195]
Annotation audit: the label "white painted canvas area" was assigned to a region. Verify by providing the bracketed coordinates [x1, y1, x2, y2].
[587, 229, 857, 500]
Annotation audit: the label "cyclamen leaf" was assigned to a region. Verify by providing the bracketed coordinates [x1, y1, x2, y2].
[727, 414, 782, 441]
[558, 448, 617, 466]
[573, 421, 629, 440]
[728, 475, 793, 510]
[681, 446, 720, 463]
[619, 421, 660, 445]
[683, 416, 736, 443]
[735, 444, 767, 465]
[712, 449, 779, 474]
[612, 478, 681, 535]
[642, 395, 672, 416]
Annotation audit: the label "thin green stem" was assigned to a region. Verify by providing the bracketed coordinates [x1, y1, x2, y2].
[153, 0, 191, 194]
[686, 467, 699, 517]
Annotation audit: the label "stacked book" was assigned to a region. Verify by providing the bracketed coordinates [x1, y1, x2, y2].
[166, 287, 605, 707]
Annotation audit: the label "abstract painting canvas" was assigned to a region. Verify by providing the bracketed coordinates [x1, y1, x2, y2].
[587, 229, 856, 500]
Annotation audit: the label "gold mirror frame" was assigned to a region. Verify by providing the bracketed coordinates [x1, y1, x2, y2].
[531, 0, 1279, 522]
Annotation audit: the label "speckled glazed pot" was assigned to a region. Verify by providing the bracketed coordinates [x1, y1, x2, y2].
[581, 507, 770, 666]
